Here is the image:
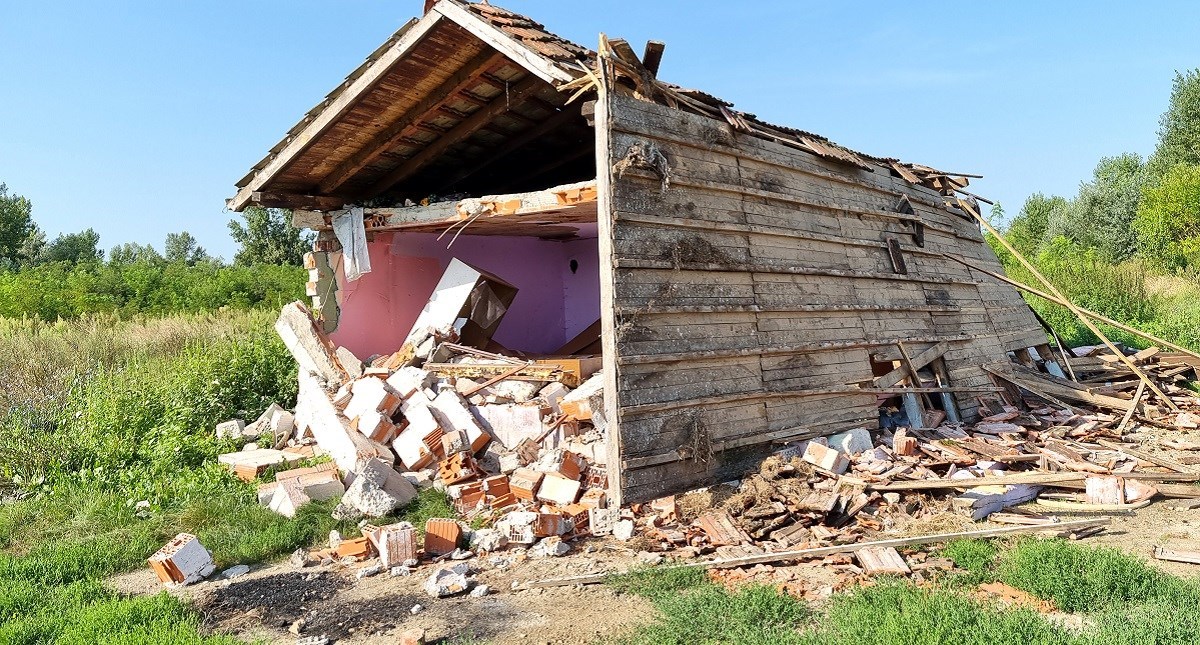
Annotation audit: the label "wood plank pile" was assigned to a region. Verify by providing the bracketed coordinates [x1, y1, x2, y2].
[614, 344, 1200, 583]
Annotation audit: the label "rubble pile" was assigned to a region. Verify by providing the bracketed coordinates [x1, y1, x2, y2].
[186, 260, 613, 588]
[155, 271, 1200, 594]
[613, 345, 1200, 580]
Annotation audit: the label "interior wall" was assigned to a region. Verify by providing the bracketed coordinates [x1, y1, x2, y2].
[330, 230, 600, 360]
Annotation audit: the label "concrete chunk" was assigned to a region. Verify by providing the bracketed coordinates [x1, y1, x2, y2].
[275, 302, 344, 384]
[342, 458, 417, 517]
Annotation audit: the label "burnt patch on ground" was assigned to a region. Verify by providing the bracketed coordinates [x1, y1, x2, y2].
[199, 571, 350, 633]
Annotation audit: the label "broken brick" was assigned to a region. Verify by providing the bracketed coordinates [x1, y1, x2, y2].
[424, 518, 463, 556]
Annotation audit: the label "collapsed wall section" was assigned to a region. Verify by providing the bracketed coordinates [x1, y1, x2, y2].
[600, 93, 1047, 503]
[330, 231, 600, 359]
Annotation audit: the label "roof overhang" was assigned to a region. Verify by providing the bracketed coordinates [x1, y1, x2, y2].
[227, 0, 588, 213]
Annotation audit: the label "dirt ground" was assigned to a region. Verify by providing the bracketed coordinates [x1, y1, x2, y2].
[105, 428, 1200, 643]
[110, 539, 655, 644]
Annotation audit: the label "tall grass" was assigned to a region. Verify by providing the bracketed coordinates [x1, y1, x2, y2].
[989, 236, 1200, 351]
[0, 308, 456, 642]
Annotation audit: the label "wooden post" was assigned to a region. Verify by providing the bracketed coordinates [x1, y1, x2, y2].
[955, 199, 1179, 412]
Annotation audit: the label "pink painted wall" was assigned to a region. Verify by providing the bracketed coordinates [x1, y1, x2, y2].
[330, 230, 600, 359]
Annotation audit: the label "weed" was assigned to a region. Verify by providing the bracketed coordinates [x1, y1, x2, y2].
[606, 566, 707, 601]
[814, 581, 1068, 645]
[941, 539, 1000, 585]
[997, 538, 1200, 613]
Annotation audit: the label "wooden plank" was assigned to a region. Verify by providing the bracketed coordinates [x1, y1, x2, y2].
[228, 14, 437, 211]
[318, 47, 506, 194]
[518, 518, 1112, 589]
[432, 1, 574, 85]
[1154, 547, 1200, 565]
[1097, 439, 1194, 474]
[869, 472, 1087, 491]
[365, 74, 545, 197]
[595, 49, 624, 508]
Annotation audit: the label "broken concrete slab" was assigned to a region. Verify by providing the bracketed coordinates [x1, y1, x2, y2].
[424, 563, 474, 598]
[471, 403, 544, 450]
[275, 302, 345, 384]
[217, 448, 306, 482]
[429, 389, 490, 453]
[342, 458, 417, 517]
[403, 259, 518, 350]
[216, 419, 246, 440]
[295, 371, 391, 473]
[560, 372, 603, 421]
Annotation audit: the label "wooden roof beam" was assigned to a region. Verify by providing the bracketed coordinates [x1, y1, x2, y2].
[432, 105, 584, 192]
[227, 12, 443, 212]
[317, 47, 506, 195]
[365, 74, 546, 198]
[432, 0, 574, 85]
[251, 191, 345, 211]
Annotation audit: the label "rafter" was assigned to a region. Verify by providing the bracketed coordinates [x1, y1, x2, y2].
[317, 47, 505, 195]
[365, 74, 545, 198]
[432, 105, 583, 192]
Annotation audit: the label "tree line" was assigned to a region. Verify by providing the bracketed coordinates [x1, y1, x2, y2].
[0, 192, 314, 320]
[993, 69, 1200, 351]
[1001, 70, 1200, 271]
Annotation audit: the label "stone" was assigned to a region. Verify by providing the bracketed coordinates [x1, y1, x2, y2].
[398, 627, 426, 645]
[355, 564, 384, 579]
[221, 564, 250, 579]
[469, 584, 491, 598]
[531, 536, 570, 558]
[288, 618, 306, 635]
[410, 604, 425, 615]
[390, 566, 413, 577]
[216, 419, 246, 440]
[612, 519, 635, 542]
[289, 548, 312, 568]
[636, 551, 664, 566]
[342, 458, 417, 517]
[450, 548, 474, 560]
[328, 530, 343, 549]
[469, 528, 509, 553]
[295, 636, 329, 645]
[829, 427, 873, 456]
[424, 564, 474, 598]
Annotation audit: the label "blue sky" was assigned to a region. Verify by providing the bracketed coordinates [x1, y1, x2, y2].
[1, 1, 1197, 260]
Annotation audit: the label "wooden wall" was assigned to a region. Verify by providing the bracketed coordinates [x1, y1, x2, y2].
[596, 92, 1047, 504]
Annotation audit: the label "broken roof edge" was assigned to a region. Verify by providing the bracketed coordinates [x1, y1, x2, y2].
[228, 0, 582, 213]
[228, 0, 978, 214]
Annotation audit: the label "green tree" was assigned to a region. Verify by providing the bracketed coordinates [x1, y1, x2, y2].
[109, 242, 162, 265]
[1065, 153, 1147, 262]
[164, 231, 209, 265]
[1134, 163, 1200, 269]
[0, 183, 35, 266]
[1007, 193, 1069, 256]
[41, 228, 102, 265]
[1149, 69, 1200, 177]
[228, 207, 311, 266]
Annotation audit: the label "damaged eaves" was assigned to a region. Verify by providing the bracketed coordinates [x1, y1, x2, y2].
[228, 0, 975, 216]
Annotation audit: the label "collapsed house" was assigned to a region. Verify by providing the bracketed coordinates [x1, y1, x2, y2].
[227, 0, 1062, 506]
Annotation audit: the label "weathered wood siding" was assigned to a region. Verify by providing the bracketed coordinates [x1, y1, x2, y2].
[598, 92, 1046, 503]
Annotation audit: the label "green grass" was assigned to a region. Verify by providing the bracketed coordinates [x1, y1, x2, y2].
[610, 539, 1200, 644]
